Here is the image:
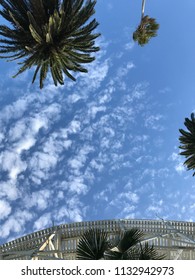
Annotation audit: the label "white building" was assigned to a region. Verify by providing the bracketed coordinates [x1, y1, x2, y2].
[0, 219, 195, 260]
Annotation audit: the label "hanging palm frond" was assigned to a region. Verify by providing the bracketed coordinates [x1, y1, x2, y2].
[179, 113, 195, 176]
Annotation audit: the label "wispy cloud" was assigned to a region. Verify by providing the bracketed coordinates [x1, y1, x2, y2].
[0, 200, 11, 220]
[169, 152, 186, 175]
[0, 28, 193, 245]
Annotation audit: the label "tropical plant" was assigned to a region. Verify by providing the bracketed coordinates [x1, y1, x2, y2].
[76, 228, 110, 260]
[133, 0, 159, 46]
[0, 0, 100, 89]
[76, 228, 165, 260]
[179, 113, 195, 176]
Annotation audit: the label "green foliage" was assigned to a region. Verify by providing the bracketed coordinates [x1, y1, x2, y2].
[133, 15, 159, 47]
[76, 228, 111, 260]
[76, 228, 166, 260]
[179, 113, 195, 176]
[0, 0, 100, 88]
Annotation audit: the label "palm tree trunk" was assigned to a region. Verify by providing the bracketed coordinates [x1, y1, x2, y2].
[141, 0, 146, 19]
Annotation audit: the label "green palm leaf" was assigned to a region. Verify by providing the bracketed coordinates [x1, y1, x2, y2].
[179, 113, 195, 176]
[127, 242, 165, 260]
[76, 228, 110, 260]
[0, 0, 100, 89]
[76, 227, 165, 260]
[117, 229, 144, 253]
[133, 15, 159, 47]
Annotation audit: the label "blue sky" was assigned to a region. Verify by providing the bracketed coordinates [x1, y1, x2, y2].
[0, 0, 195, 244]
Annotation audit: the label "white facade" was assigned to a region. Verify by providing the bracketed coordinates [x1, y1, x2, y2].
[0, 219, 195, 260]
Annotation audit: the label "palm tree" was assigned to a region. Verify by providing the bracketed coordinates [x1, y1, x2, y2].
[0, 0, 100, 89]
[76, 228, 110, 260]
[133, 0, 159, 47]
[76, 228, 165, 260]
[179, 113, 195, 176]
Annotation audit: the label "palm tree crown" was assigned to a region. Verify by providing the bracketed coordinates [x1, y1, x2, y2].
[179, 113, 195, 176]
[133, 15, 159, 47]
[76, 228, 165, 260]
[0, 0, 100, 88]
[133, 0, 159, 47]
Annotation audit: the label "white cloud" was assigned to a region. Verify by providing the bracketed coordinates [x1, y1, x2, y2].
[60, 177, 89, 195]
[24, 190, 52, 210]
[115, 62, 135, 82]
[41, 103, 61, 120]
[68, 145, 94, 175]
[68, 158, 84, 170]
[30, 116, 48, 133]
[77, 57, 109, 91]
[8, 120, 28, 141]
[33, 213, 52, 231]
[0, 150, 27, 180]
[123, 205, 136, 213]
[169, 152, 186, 175]
[88, 105, 106, 119]
[66, 120, 81, 134]
[147, 205, 162, 213]
[124, 41, 135, 50]
[29, 151, 58, 176]
[15, 137, 36, 154]
[98, 90, 113, 104]
[175, 162, 185, 174]
[55, 196, 86, 223]
[67, 93, 81, 104]
[0, 132, 4, 144]
[170, 152, 179, 161]
[120, 192, 139, 203]
[144, 114, 164, 131]
[0, 180, 19, 201]
[109, 191, 139, 209]
[90, 159, 104, 172]
[0, 96, 36, 126]
[0, 200, 11, 220]
[57, 206, 83, 222]
[124, 181, 133, 190]
[131, 83, 147, 100]
[0, 210, 33, 238]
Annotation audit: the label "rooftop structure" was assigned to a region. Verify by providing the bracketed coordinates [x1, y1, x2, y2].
[0, 218, 195, 260]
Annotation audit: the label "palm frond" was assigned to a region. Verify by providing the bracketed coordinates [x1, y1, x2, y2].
[76, 227, 165, 260]
[179, 113, 195, 175]
[117, 228, 145, 253]
[133, 15, 159, 47]
[139, 242, 165, 260]
[0, 0, 100, 88]
[76, 228, 110, 260]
